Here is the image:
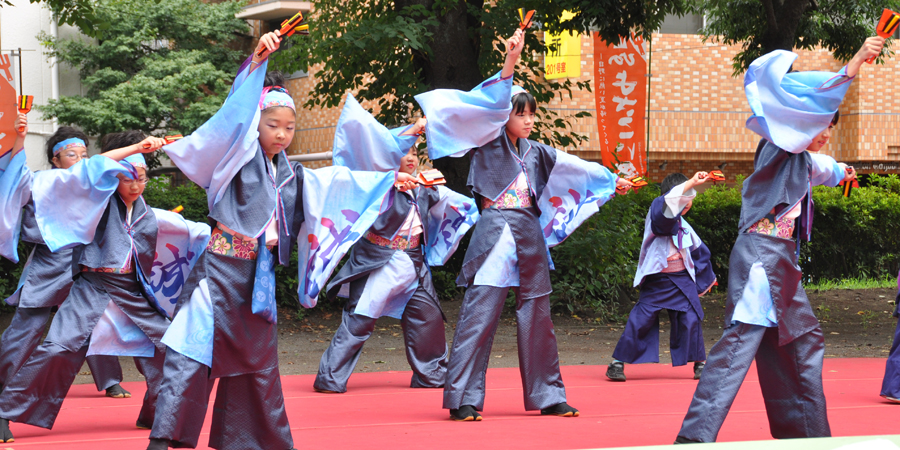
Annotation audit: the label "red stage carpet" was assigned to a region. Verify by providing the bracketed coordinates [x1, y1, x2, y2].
[4, 358, 897, 449]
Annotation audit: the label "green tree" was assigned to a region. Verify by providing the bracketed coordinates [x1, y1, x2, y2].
[1, 0, 105, 35]
[38, 0, 251, 165]
[693, 0, 900, 76]
[274, 0, 686, 191]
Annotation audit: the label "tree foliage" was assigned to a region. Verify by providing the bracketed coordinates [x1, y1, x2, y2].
[1, 0, 106, 36]
[693, 0, 900, 76]
[273, 0, 683, 189]
[38, 0, 251, 158]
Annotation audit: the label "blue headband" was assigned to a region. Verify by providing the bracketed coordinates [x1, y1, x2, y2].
[511, 85, 526, 98]
[52, 137, 87, 155]
[260, 86, 296, 111]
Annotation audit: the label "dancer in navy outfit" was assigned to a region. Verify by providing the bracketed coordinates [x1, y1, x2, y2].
[606, 172, 716, 382]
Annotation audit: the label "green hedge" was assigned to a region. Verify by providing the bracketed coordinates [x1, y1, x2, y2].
[3, 174, 899, 319]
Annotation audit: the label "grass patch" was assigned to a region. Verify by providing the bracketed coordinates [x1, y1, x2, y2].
[806, 275, 897, 291]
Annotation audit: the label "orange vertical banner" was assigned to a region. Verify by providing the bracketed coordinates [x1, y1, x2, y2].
[593, 32, 648, 177]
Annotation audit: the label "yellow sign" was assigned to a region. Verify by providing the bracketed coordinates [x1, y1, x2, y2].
[544, 11, 581, 80]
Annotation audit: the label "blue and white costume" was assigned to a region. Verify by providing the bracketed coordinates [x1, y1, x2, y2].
[150, 58, 396, 450]
[416, 72, 618, 412]
[612, 183, 716, 367]
[313, 94, 478, 393]
[679, 50, 852, 442]
[0, 153, 206, 432]
[0, 148, 125, 394]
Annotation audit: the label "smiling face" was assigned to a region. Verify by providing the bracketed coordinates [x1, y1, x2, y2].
[399, 147, 417, 175]
[117, 167, 147, 207]
[258, 106, 296, 158]
[806, 122, 834, 153]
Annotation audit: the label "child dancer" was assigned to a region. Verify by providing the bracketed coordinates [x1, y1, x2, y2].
[880, 268, 900, 403]
[607, 172, 716, 382]
[0, 119, 130, 399]
[314, 96, 478, 393]
[415, 29, 632, 421]
[0, 130, 203, 443]
[676, 37, 884, 443]
[148, 31, 406, 450]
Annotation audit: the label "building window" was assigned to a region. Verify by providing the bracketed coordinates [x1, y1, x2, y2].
[659, 13, 703, 35]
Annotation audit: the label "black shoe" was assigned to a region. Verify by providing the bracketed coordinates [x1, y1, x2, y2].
[449, 405, 482, 421]
[0, 418, 12, 443]
[540, 402, 579, 417]
[136, 420, 151, 430]
[674, 435, 702, 444]
[106, 383, 132, 398]
[693, 361, 705, 380]
[606, 361, 626, 381]
[147, 438, 169, 450]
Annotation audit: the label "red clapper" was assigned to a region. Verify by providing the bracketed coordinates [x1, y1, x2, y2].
[143, 134, 184, 149]
[17, 95, 33, 132]
[867, 8, 900, 63]
[256, 11, 310, 57]
[510, 9, 535, 50]
[708, 170, 725, 182]
[616, 175, 648, 194]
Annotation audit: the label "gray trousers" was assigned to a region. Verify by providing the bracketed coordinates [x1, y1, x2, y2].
[314, 277, 448, 393]
[443, 285, 567, 411]
[0, 340, 164, 429]
[678, 322, 830, 442]
[150, 349, 293, 450]
[0, 306, 123, 392]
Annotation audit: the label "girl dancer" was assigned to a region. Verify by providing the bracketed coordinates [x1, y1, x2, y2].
[148, 31, 407, 450]
[676, 37, 884, 443]
[315, 95, 478, 393]
[415, 29, 632, 421]
[607, 172, 716, 382]
[0, 130, 203, 443]
[0, 118, 129, 399]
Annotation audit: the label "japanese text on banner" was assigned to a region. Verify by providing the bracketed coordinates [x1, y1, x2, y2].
[593, 32, 648, 177]
[544, 11, 581, 80]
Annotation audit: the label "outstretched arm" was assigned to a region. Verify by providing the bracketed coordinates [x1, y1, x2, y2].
[501, 29, 525, 79]
[12, 113, 27, 156]
[101, 136, 166, 162]
[846, 36, 886, 78]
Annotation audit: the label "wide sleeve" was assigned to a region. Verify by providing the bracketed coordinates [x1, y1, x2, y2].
[0, 151, 32, 261]
[147, 209, 211, 319]
[537, 148, 618, 247]
[31, 155, 132, 252]
[332, 92, 414, 171]
[414, 71, 513, 160]
[649, 182, 696, 236]
[296, 166, 396, 308]
[162, 60, 268, 211]
[690, 241, 717, 295]
[744, 50, 853, 154]
[809, 153, 844, 187]
[423, 185, 479, 266]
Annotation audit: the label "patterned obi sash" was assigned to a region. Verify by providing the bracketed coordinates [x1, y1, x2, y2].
[481, 187, 533, 210]
[82, 254, 135, 274]
[661, 254, 686, 273]
[746, 212, 795, 239]
[207, 226, 260, 260]
[365, 231, 421, 251]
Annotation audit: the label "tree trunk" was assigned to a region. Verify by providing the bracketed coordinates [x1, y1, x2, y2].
[760, 0, 812, 54]
[396, 0, 488, 194]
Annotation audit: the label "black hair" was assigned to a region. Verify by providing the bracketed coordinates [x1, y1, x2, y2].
[832, 110, 841, 126]
[45, 126, 89, 166]
[100, 130, 146, 153]
[511, 91, 536, 115]
[264, 70, 286, 88]
[660, 173, 689, 196]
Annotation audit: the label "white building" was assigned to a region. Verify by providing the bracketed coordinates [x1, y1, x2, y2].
[1, 0, 89, 170]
